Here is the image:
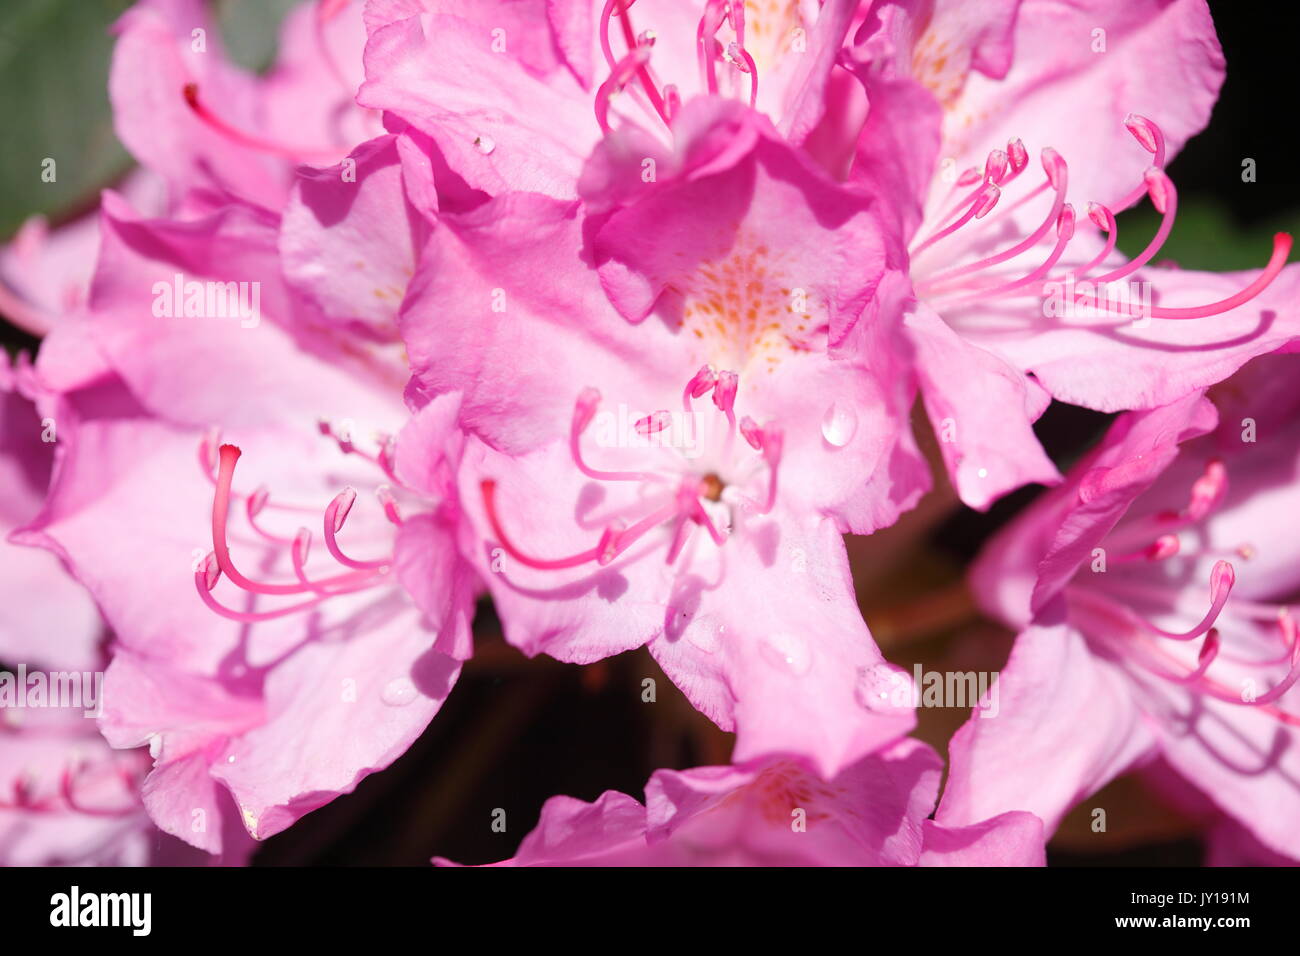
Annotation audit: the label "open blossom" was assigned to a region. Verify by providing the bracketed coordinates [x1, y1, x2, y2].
[358, 0, 860, 200]
[2, 356, 244, 865]
[1, 355, 101, 670]
[941, 352, 1300, 858]
[441, 739, 1044, 866]
[3, 0, 1297, 871]
[112, 0, 376, 212]
[844, 0, 1297, 509]
[401, 92, 927, 777]
[14, 135, 476, 849]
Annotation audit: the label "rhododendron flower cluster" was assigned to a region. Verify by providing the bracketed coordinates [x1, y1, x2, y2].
[1, 0, 1296, 870]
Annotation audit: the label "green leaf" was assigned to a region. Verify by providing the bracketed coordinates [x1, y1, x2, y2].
[0, 0, 133, 239]
[1115, 199, 1300, 272]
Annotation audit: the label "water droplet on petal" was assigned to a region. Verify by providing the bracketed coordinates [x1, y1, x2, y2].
[473, 134, 496, 155]
[381, 678, 418, 707]
[820, 402, 858, 448]
[760, 632, 811, 675]
[855, 662, 908, 712]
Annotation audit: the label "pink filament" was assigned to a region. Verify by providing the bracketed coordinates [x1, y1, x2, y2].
[182, 84, 343, 162]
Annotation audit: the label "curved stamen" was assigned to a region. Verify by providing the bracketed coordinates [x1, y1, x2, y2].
[1051, 202, 1117, 283]
[1085, 168, 1177, 285]
[912, 182, 1000, 257]
[481, 480, 612, 570]
[1159, 628, 1221, 685]
[571, 388, 655, 482]
[918, 149, 1068, 291]
[946, 205, 1076, 302]
[322, 489, 391, 570]
[683, 364, 718, 410]
[1073, 233, 1292, 321]
[195, 558, 376, 622]
[1141, 560, 1235, 642]
[245, 485, 297, 544]
[182, 84, 343, 162]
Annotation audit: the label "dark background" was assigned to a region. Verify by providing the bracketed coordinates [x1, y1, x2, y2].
[1, 0, 1296, 866]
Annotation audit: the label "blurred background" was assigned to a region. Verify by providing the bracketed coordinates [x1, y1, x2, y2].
[1, 0, 1297, 865]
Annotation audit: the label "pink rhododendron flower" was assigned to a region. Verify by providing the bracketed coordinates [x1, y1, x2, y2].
[111, 0, 376, 212]
[441, 739, 1043, 866]
[4, 0, 1297, 873]
[357, 0, 860, 199]
[942, 352, 1300, 858]
[401, 96, 927, 777]
[1, 355, 101, 670]
[15, 162, 475, 849]
[845, 0, 1297, 509]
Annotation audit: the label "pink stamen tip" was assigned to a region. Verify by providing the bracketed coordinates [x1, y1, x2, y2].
[686, 364, 718, 400]
[1007, 138, 1028, 174]
[329, 488, 357, 533]
[1086, 201, 1112, 231]
[761, 426, 784, 466]
[973, 182, 1001, 219]
[663, 84, 681, 120]
[574, 387, 601, 433]
[1124, 113, 1161, 155]
[956, 168, 982, 187]
[1187, 458, 1228, 520]
[739, 415, 763, 450]
[1146, 534, 1181, 560]
[376, 485, 402, 525]
[199, 552, 221, 592]
[984, 149, 1008, 185]
[293, 528, 312, 564]
[597, 522, 627, 566]
[1281, 607, 1297, 642]
[1211, 558, 1235, 593]
[1056, 204, 1076, 240]
[248, 485, 269, 517]
[1144, 167, 1173, 215]
[635, 410, 672, 436]
[1041, 148, 1066, 191]
[712, 371, 739, 413]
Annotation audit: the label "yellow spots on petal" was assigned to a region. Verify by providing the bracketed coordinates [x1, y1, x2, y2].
[742, 0, 804, 76]
[911, 24, 972, 109]
[676, 235, 818, 375]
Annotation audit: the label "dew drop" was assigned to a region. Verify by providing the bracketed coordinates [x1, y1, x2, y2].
[855, 662, 907, 712]
[820, 402, 858, 448]
[381, 677, 418, 707]
[473, 134, 496, 155]
[759, 631, 811, 675]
